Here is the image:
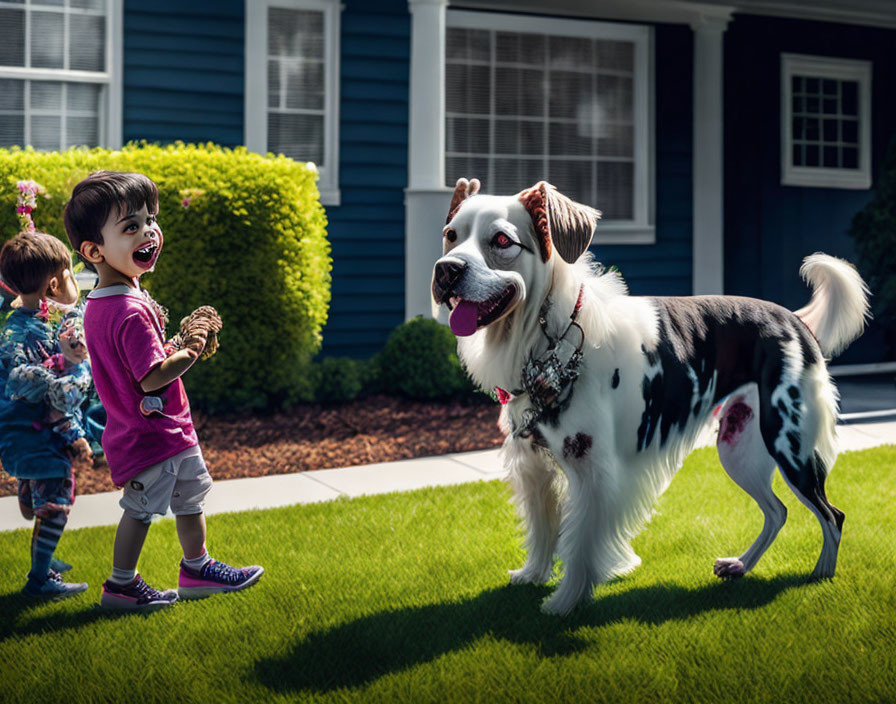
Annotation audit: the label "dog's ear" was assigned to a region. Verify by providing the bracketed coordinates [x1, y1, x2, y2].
[518, 181, 600, 263]
[446, 178, 481, 224]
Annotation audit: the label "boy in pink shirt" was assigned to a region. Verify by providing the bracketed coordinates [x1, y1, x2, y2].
[65, 171, 263, 609]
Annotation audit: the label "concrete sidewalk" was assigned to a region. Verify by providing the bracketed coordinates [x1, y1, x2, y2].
[1, 419, 892, 533]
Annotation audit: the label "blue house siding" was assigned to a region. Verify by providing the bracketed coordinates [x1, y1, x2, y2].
[123, 0, 245, 146]
[597, 23, 693, 298]
[319, 0, 410, 357]
[723, 14, 896, 363]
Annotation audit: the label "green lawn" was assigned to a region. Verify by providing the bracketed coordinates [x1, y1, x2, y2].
[1, 446, 895, 703]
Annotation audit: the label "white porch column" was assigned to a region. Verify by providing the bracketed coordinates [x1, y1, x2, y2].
[405, 0, 452, 320]
[691, 16, 729, 295]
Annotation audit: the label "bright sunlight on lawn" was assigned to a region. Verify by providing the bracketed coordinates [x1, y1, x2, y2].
[1, 446, 894, 703]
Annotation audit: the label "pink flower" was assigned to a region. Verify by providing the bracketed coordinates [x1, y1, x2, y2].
[182, 198, 191, 208]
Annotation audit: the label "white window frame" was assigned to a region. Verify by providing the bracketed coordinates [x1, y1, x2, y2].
[445, 10, 655, 244]
[0, 0, 122, 149]
[245, 0, 341, 206]
[781, 53, 871, 190]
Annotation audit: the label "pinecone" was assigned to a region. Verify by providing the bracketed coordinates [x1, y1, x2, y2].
[172, 306, 223, 360]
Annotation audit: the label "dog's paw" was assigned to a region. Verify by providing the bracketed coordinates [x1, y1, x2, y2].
[509, 565, 552, 585]
[714, 557, 746, 579]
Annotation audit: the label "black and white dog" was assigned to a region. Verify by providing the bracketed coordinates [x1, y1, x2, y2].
[431, 178, 870, 615]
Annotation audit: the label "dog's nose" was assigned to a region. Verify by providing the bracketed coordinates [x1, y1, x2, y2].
[432, 258, 466, 303]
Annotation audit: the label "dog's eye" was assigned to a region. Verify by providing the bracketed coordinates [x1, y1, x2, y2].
[493, 232, 513, 249]
[444, 229, 457, 243]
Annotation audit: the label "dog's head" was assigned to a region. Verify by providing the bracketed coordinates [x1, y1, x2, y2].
[431, 178, 600, 336]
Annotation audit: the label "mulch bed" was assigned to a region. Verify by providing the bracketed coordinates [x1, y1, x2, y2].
[0, 395, 504, 498]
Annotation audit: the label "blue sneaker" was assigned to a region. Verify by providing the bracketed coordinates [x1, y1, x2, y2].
[178, 559, 264, 599]
[100, 574, 178, 610]
[49, 557, 73, 574]
[23, 570, 88, 600]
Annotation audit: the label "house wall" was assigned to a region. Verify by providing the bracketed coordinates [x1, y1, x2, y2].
[723, 14, 896, 363]
[123, 0, 245, 145]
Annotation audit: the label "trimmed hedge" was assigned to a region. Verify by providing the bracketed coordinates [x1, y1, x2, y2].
[0, 143, 331, 411]
[374, 317, 476, 399]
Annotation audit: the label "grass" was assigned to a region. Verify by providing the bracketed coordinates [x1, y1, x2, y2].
[1, 445, 895, 703]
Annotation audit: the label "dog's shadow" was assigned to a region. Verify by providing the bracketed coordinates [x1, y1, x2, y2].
[253, 573, 809, 694]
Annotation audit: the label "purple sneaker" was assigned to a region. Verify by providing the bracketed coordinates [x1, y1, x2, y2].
[100, 574, 178, 610]
[178, 559, 264, 599]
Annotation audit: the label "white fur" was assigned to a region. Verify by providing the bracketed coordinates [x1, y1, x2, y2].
[433, 188, 866, 615]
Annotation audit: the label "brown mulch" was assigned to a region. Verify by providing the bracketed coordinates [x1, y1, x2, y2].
[0, 395, 504, 498]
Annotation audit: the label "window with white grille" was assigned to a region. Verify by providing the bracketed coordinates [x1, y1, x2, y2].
[245, 0, 340, 205]
[445, 11, 653, 242]
[781, 54, 871, 189]
[0, 0, 120, 150]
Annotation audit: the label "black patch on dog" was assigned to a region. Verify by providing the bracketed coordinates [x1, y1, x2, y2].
[635, 295, 821, 453]
[563, 433, 592, 459]
[611, 369, 620, 389]
[788, 385, 800, 400]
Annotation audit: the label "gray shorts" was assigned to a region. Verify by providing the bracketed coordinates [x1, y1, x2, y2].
[120, 446, 212, 523]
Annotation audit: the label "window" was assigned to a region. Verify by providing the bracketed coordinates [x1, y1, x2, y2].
[0, 0, 121, 150]
[445, 11, 654, 243]
[245, 0, 340, 205]
[781, 54, 871, 189]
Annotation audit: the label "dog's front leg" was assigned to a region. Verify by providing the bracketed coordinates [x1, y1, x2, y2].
[505, 435, 560, 585]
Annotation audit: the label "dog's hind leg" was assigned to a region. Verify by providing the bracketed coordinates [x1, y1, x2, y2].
[714, 386, 787, 579]
[506, 436, 561, 585]
[758, 350, 844, 580]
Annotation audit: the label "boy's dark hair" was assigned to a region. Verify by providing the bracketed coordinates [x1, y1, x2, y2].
[0, 231, 72, 295]
[63, 171, 159, 271]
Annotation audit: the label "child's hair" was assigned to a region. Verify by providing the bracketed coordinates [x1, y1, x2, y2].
[0, 231, 72, 295]
[63, 171, 159, 271]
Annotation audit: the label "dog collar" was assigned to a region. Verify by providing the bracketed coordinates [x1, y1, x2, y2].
[498, 285, 586, 438]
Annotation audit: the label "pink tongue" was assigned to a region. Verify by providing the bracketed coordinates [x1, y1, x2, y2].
[449, 300, 479, 336]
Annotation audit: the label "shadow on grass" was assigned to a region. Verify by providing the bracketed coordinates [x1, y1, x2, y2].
[0, 590, 158, 641]
[254, 573, 812, 695]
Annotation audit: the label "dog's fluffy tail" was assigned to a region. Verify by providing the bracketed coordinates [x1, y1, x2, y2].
[794, 253, 871, 358]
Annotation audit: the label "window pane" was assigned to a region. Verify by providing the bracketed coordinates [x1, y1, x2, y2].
[823, 145, 838, 167]
[596, 41, 633, 71]
[70, 14, 105, 71]
[267, 59, 281, 108]
[446, 116, 489, 154]
[598, 123, 633, 157]
[549, 36, 591, 70]
[31, 81, 62, 110]
[496, 32, 544, 66]
[0, 78, 24, 110]
[842, 146, 858, 169]
[268, 112, 323, 165]
[269, 8, 323, 59]
[842, 119, 858, 144]
[822, 119, 838, 142]
[841, 81, 858, 116]
[447, 63, 490, 115]
[548, 159, 592, 206]
[67, 82, 101, 112]
[446, 28, 489, 62]
[0, 115, 24, 147]
[596, 74, 632, 123]
[549, 71, 591, 120]
[285, 60, 323, 110]
[597, 161, 633, 219]
[70, 0, 105, 9]
[805, 144, 819, 167]
[31, 115, 61, 150]
[0, 8, 25, 66]
[446, 156, 488, 188]
[31, 11, 65, 68]
[495, 66, 542, 117]
[33, 0, 64, 6]
[548, 121, 591, 156]
[67, 115, 98, 146]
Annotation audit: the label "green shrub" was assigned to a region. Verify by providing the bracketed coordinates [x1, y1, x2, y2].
[375, 316, 475, 399]
[0, 143, 331, 411]
[850, 136, 896, 354]
[313, 357, 364, 404]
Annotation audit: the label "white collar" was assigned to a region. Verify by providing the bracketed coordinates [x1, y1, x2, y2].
[87, 284, 143, 299]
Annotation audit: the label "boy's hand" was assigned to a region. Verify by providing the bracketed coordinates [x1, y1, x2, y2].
[65, 437, 93, 468]
[183, 329, 208, 357]
[59, 327, 88, 365]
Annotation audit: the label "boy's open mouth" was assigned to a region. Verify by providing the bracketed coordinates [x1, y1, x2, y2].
[132, 241, 159, 268]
